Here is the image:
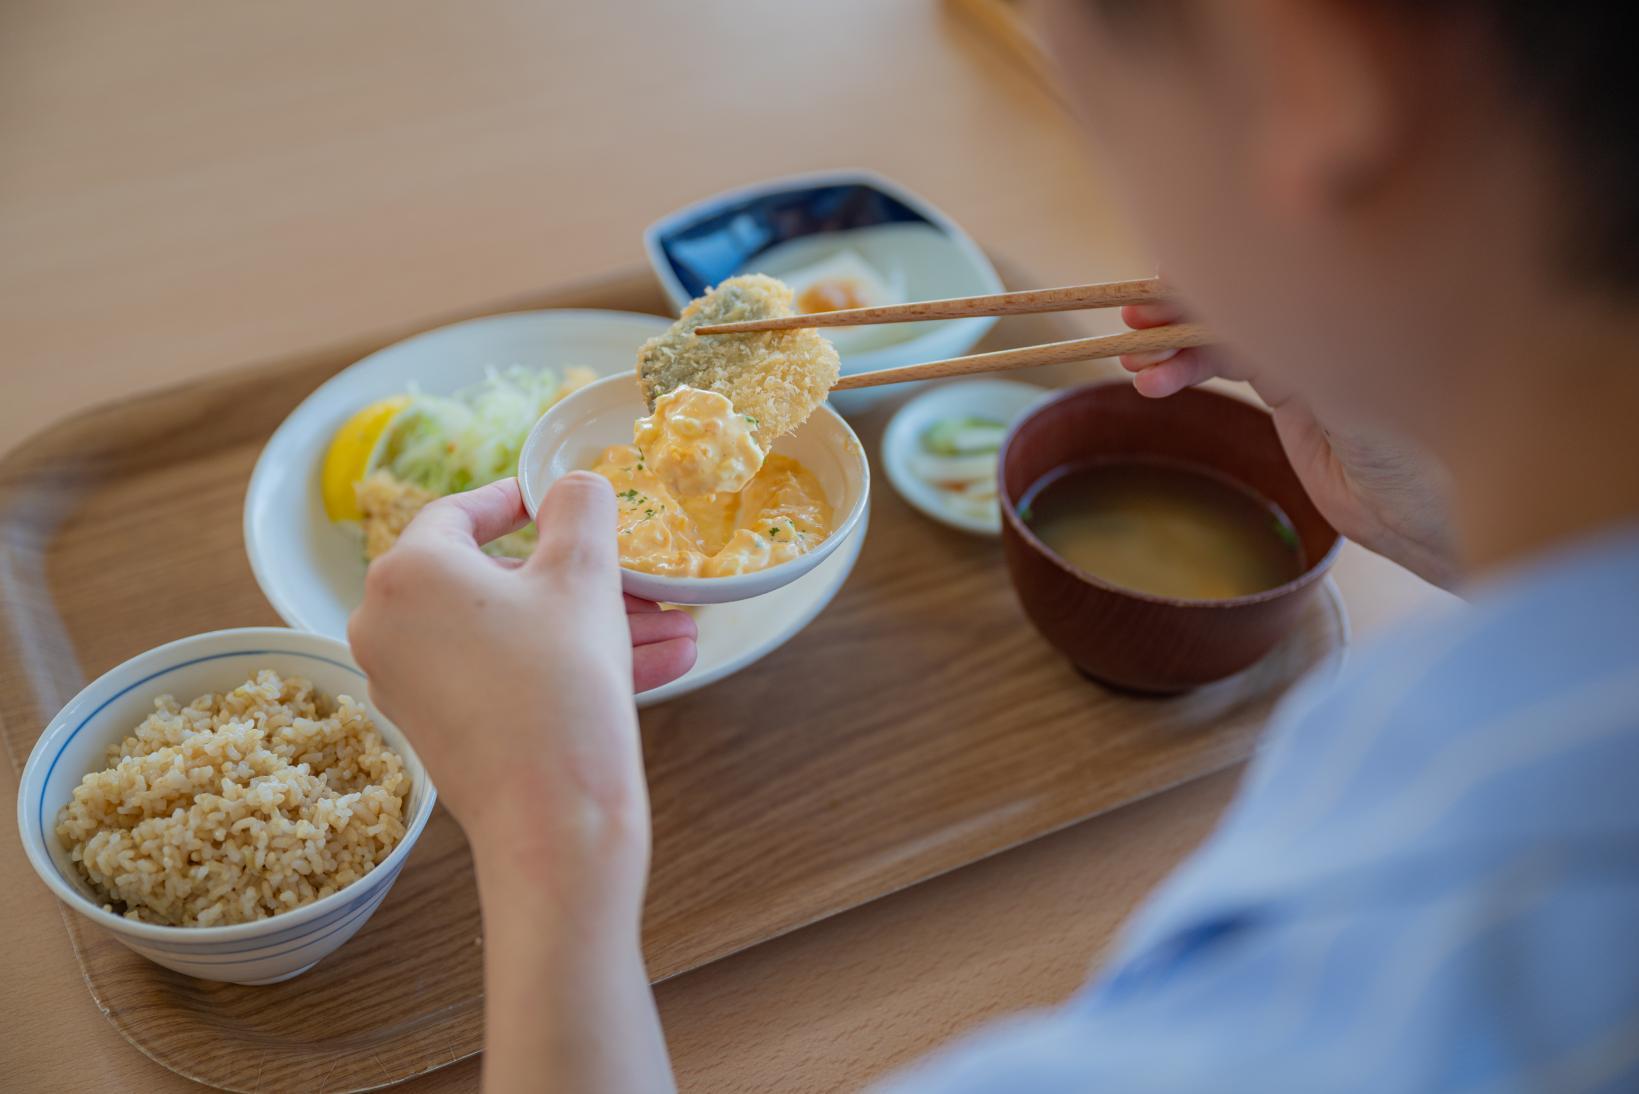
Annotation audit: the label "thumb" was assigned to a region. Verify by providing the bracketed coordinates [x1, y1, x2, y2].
[529, 470, 620, 578]
[400, 477, 530, 550]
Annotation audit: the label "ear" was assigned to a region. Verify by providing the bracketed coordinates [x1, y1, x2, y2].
[1221, 0, 1405, 219]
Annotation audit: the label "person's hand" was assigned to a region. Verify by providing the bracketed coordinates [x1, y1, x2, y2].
[347, 474, 695, 865]
[350, 473, 685, 1092]
[1121, 299, 1459, 588]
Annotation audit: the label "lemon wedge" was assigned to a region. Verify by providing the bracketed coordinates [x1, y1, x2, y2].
[321, 395, 411, 521]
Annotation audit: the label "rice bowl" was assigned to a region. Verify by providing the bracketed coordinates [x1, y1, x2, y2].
[17, 628, 436, 985]
[56, 670, 408, 928]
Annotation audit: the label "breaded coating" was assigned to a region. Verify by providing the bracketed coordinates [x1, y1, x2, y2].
[636, 274, 840, 446]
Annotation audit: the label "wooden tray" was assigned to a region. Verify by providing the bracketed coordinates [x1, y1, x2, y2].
[0, 267, 1346, 1093]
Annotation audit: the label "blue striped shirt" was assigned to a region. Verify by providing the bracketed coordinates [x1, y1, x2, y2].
[883, 527, 1639, 1094]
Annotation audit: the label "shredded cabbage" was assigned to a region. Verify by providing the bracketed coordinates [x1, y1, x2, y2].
[370, 365, 592, 557]
[377, 366, 580, 494]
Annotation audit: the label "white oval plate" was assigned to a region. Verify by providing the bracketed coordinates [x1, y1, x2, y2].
[881, 379, 1053, 536]
[244, 309, 867, 707]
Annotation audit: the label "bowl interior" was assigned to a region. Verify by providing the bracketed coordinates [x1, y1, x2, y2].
[21, 630, 432, 932]
[519, 373, 869, 601]
[1000, 383, 1340, 599]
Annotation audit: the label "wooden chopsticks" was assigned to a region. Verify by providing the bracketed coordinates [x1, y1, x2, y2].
[830, 323, 1213, 391]
[691, 276, 1211, 391]
[691, 277, 1174, 335]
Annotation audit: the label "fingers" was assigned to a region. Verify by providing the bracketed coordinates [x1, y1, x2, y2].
[624, 594, 662, 614]
[628, 602, 697, 691]
[633, 637, 697, 693]
[628, 606, 697, 647]
[401, 478, 531, 550]
[1122, 301, 1186, 329]
[529, 471, 619, 577]
[1120, 299, 1191, 372]
[1122, 347, 1180, 371]
[1130, 350, 1222, 398]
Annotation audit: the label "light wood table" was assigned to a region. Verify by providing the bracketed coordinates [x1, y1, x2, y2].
[0, 3, 1449, 1089]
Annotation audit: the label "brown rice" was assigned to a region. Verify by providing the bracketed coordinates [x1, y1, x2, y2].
[55, 670, 408, 927]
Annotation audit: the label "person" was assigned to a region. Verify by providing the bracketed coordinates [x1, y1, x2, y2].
[347, 0, 1639, 1089]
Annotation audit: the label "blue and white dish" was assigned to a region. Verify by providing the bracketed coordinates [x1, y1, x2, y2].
[16, 628, 436, 985]
[644, 170, 1005, 406]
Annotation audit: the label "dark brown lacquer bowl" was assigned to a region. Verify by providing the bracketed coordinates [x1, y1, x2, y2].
[999, 382, 1341, 694]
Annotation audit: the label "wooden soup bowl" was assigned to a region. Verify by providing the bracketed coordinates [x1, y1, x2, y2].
[998, 382, 1340, 694]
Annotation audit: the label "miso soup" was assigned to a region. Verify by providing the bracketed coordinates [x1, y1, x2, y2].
[1019, 460, 1303, 600]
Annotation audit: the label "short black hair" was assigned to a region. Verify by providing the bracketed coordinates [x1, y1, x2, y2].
[1398, 1, 1639, 289]
[1089, 1, 1639, 289]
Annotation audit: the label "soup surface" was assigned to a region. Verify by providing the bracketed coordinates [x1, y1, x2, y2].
[1020, 460, 1303, 600]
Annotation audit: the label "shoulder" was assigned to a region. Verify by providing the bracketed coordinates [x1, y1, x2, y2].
[876, 534, 1639, 1094]
[1075, 538, 1639, 1088]
[1120, 530, 1639, 954]
[1242, 531, 1639, 848]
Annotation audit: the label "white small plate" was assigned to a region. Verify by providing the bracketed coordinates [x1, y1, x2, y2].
[244, 309, 866, 706]
[881, 379, 1052, 536]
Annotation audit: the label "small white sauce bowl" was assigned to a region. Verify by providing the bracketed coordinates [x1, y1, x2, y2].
[17, 628, 436, 985]
[881, 379, 1052, 536]
[518, 372, 870, 604]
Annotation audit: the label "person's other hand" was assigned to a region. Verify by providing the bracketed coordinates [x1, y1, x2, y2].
[351, 474, 686, 1090]
[347, 474, 695, 877]
[1121, 299, 1459, 588]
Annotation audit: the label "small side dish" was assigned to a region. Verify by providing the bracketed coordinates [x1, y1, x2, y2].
[644, 172, 1005, 397]
[750, 227, 957, 362]
[785, 249, 905, 316]
[56, 670, 408, 927]
[881, 379, 1048, 536]
[323, 365, 595, 560]
[911, 416, 1009, 523]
